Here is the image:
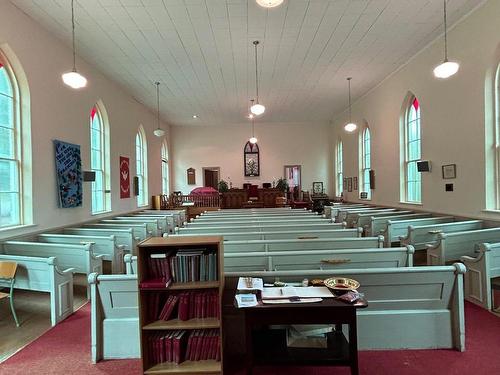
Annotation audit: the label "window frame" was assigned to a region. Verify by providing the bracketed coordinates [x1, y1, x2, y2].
[335, 139, 343, 197]
[359, 126, 371, 200]
[161, 140, 169, 196]
[136, 126, 148, 207]
[402, 96, 422, 204]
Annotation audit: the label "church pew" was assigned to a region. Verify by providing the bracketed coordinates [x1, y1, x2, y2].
[64, 227, 136, 255]
[224, 246, 414, 272]
[88, 273, 139, 363]
[99, 219, 161, 237]
[335, 207, 385, 223]
[1, 241, 103, 298]
[178, 223, 342, 234]
[400, 220, 483, 250]
[193, 214, 321, 223]
[225, 264, 466, 351]
[324, 204, 368, 219]
[37, 234, 125, 274]
[460, 242, 500, 310]
[171, 228, 362, 241]
[123, 214, 175, 233]
[188, 218, 332, 226]
[0, 254, 74, 326]
[140, 209, 185, 227]
[200, 209, 315, 217]
[223, 236, 384, 253]
[427, 227, 500, 265]
[124, 254, 137, 275]
[367, 213, 432, 237]
[345, 209, 411, 228]
[83, 223, 149, 241]
[382, 216, 454, 247]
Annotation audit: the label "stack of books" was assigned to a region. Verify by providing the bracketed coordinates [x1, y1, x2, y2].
[185, 329, 221, 362]
[140, 253, 173, 288]
[170, 249, 217, 283]
[148, 291, 220, 322]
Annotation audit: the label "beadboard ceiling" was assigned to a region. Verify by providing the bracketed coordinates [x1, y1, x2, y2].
[10, 0, 483, 126]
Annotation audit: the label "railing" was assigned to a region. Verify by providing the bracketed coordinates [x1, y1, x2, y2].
[160, 194, 221, 209]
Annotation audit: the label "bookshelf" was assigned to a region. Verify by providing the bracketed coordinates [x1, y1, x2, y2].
[137, 236, 224, 374]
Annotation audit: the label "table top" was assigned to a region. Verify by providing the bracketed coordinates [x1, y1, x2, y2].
[245, 297, 368, 310]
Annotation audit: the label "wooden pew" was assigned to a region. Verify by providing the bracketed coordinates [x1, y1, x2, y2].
[223, 236, 384, 253]
[382, 216, 454, 247]
[193, 215, 321, 223]
[140, 209, 185, 227]
[225, 264, 466, 351]
[427, 227, 500, 265]
[324, 204, 368, 219]
[115, 215, 174, 234]
[83, 223, 149, 241]
[201, 210, 315, 217]
[224, 246, 414, 272]
[2, 241, 104, 298]
[335, 207, 384, 223]
[99, 219, 161, 237]
[351, 210, 413, 232]
[37, 234, 125, 274]
[64, 227, 136, 255]
[367, 213, 432, 237]
[88, 273, 139, 362]
[399, 220, 483, 250]
[344, 209, 402, 228]
[124, 254, 137, 275]
[0, 254, 74, 326]
[178, 223, 343, 234]
[171, 228, 362, 241]
[188, 218, 332, 226]
[461, 242, 500, 310]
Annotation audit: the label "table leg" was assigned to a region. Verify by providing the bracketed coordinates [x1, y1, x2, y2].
[244, 317, 253, 375]
[348, 315, 359, 375]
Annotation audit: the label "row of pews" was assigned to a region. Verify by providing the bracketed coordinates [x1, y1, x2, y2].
[0, 209, 185, 326]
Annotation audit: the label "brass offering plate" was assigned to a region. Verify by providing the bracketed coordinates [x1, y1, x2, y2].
[323, 277, 360, 291]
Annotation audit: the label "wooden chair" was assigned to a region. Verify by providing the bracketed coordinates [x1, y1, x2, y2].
[0, 261, 20, 327]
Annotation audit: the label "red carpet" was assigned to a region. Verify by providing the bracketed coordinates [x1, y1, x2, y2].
[1, 302, 499, 375]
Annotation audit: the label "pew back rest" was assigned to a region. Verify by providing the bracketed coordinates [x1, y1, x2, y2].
[385, 216, 454, 244]
[369, 213, 432, 236]
[124, 254, 137, 275]
[354, 210, 413, 230]
[125, 215, 175, 233]
[64, 228, 134, 254]
[335, 207, 382, 222]
[100, 220, 159, 237]
[189, 219, 332, 227]
[345, 209, 399, 227]
[83, 223, 148, 241]
[180, 223, 341, 232]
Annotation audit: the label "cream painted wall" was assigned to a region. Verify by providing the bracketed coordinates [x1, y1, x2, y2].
[0, 1, 170, 239]
[171, 123, 332, 195]
[331, 0, 500, 220]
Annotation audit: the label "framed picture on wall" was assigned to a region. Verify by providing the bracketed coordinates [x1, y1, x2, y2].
[353, 177, 358, 191]
[312, 182, 323, 195]
[348, 177, 353, 192]
[442, 164, 456, 179]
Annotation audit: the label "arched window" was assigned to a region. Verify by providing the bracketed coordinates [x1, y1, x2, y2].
[360, 126, 371, 199]
[403, 97, 422, 203]
[0, 51, 31, 229]
[161, 140, 169, 195]
[90, 103, 111, 214]
[335, 140, 343, 197]
[136, 126, 148, 206]
[496, 63, 500, 208]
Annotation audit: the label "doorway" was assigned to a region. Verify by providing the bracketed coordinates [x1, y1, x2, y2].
[284, 165, 301, 199]
[203, 167, 220, 190]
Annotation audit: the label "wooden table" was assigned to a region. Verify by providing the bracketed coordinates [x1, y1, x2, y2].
[241, 296, 367, 375]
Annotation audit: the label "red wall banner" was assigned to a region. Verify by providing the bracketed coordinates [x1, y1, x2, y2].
[120, 156, 130, 199]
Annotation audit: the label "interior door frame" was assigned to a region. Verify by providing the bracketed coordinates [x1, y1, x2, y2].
[202, 166, 221, 189]
[284, 165, 302, 192]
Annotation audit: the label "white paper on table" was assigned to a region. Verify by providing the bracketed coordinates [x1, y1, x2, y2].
[235, 294, 258, 308]
[261, 286, 334, 300]
[237, 277, 264, 291]
[262, 298, 323, 304]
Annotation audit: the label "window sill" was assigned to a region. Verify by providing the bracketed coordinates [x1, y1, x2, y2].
[482, 209, 500, 215]
[0, 223, 38, 234]
[399, 201, 423, 206]
[91, 210, 112, 216]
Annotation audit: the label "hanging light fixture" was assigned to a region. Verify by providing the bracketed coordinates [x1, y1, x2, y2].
[62, 0, 87, 89]
[433, 0, 459, 79]
[153, 82, 165, 137]
[249, 99, 258, 144]
[256, 0, 284, 8]
[250, 41, 266, 116]
[344, 77, 357, 133]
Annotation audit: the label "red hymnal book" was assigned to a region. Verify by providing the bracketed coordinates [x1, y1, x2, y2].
[158, 295, 173, 320]
[185, 332, 193, 361]
[140, 278, 172, 288]
[194, 330, 205, 361]
[178, 293, 189, 321]
[160, 295, 179, 321]
[215, 336, 221, 361]
[188, 292, 195, 319]
[173, 330, 187, 364]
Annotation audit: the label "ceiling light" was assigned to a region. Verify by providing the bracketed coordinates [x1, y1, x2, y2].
[153, 81, 165, 137]
[256, 0, 284, 8]
[344, 77, 357, 133]
[250, 41, 265, 116]
[249, 137, 258, 144]
[433, 0, 459, 79]
[192, 115, 198, 119]
[62, 0, 87, 89]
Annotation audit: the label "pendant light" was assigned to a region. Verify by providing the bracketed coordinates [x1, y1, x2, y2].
[250, 41, 266, 116]
[344, 77, 357, 133]
[256, 0, 284, 8]
[153, 82, 165, 137]
[249, 100, 258, 144]
[62, 0, 87, 89]
[433, 0, 459, 79]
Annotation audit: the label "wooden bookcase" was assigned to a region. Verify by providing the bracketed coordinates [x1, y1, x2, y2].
[137, 236, 224, 374]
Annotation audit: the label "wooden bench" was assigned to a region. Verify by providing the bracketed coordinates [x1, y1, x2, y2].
[2, 241, 104, 298]
[351, 210, 413, 231]
[192, 216, 326, 225]
[178, 222, 343, 234]
[223, 236, 384, 253]
[114, 215, 173, 235]
[99, 219, 161, 237]
[324, 204, 368, 219]
[88, 273, 139, 362]
[83, 223, 149, 241]
[124, 254, 137, 275]
[225, 264, 466, 351]
[367, 213, 432, 237]
[344, 209, 401, 228]
[37, 234, 125, 274]
[400, 220, 483, 250]
[461, 242, 500, 310]
[140, 209, 185, 227]
[382, 216, 454, 247]
[64, 227, 136, 255]
[0, 254, 74, 326]
[335, 207, 384, 223]
[224, 246, 414, 272]
[171, 228, 362, 241]
[427, 227, 500, 265]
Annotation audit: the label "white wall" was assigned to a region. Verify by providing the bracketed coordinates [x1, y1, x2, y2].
[171, 122, 332, 195]
[0, 1, 170, 239]
[331, 0, 500, 220]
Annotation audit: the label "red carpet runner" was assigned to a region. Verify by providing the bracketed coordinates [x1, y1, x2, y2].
[1, 302, 499, 375]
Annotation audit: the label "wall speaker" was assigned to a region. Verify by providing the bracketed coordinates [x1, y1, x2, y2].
[369, 170, 375, 190]
[417, 160, 432, 172]
[133, 176, 139, 196]
[83, 171, 96, 182]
